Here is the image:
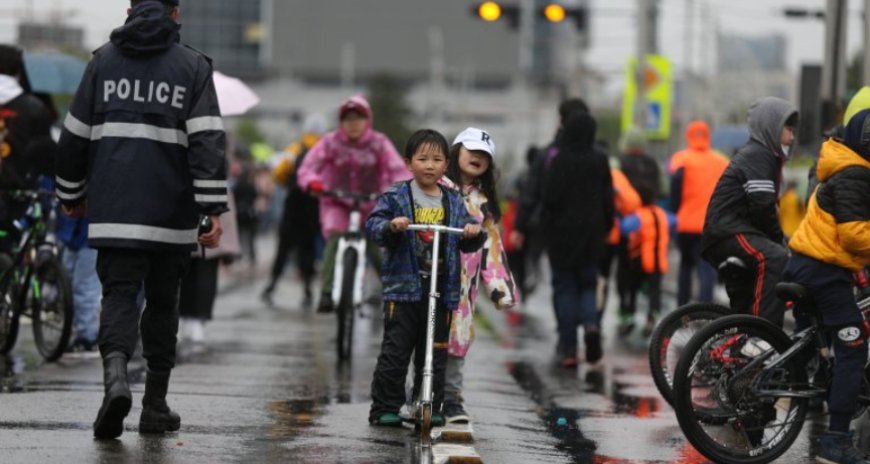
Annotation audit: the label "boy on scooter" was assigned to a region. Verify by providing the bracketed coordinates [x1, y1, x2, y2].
[366, 129, 485, 427]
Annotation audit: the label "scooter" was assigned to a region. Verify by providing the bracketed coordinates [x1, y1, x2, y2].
[405, 223, 466, 447]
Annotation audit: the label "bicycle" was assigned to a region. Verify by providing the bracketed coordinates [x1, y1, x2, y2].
[670, 282, 870, 464]
[648, 257, 746, 406]
[0, 190, 73, 362]
[323, 190, 379, 362]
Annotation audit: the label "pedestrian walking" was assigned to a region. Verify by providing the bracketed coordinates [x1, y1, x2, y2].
[668, 120, 729, 305]
[541, 111, 613, 367]
[366, 129, 484, 427]
[55, 0, 227, 439]
[442, 127, 519, 424]
[296, 95, 409, 313]
[261, 115, 324, 308]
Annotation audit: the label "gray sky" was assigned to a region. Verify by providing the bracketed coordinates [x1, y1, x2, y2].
[0, 0, 863, 78]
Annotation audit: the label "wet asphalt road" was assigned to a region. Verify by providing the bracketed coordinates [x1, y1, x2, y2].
[0, 254, 838, 463]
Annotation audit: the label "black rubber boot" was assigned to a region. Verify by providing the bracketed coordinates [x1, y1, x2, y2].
[93, 352, 132, 439]
[139, 370, 181, 434]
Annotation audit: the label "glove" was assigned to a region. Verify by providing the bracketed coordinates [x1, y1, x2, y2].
[308, 180, 325, 194]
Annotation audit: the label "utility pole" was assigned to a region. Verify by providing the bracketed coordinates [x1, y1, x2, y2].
[821, 0, 847, 129]
[635, 0, 659, 131]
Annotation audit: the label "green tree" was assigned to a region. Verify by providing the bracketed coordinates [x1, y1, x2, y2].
[367, 74, 414, 150]
[235, 117, 266, 147]
[847, 51, 864, 95]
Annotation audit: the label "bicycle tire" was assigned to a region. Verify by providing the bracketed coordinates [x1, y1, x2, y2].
[648, 303, 730, 406]
[0, 290, 19, 354]
[672, 314, 807, 464]
[336, 248, 358, 362]
[31, 256, 73, 362]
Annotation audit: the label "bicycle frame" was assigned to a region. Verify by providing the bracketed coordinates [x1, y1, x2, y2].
[331, 209, 367, 309]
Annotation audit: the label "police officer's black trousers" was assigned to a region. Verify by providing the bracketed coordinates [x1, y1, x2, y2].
[96, 248, 189, 373]
[785, 253, 866, 434]
[369, 277, 451, 422]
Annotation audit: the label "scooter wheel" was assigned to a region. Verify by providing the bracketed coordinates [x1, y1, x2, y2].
[420, 403, 432, 447]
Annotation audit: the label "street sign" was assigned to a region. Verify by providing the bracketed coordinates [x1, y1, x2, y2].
[621, 54, 673, 140]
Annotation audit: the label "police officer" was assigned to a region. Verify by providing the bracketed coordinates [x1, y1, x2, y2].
[56, 0, 227, 439]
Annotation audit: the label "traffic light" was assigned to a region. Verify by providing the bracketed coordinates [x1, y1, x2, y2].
[540, 3, 587, 31]
[471, 2, 521, 29]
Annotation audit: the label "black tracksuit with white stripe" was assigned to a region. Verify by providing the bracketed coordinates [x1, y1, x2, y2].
[700, 95, 798, 327]
[55, 4, 228, 370]
[56, 5, 227, 252]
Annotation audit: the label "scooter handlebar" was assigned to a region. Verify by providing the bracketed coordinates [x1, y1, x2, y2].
[406, 224, 465, 235]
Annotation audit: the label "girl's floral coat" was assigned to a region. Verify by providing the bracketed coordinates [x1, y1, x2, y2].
[448, 180, 520, 357]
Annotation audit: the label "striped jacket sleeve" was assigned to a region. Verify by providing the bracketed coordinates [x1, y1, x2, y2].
[186, 55, 228, 216]
[741, 157, 784, 244]
[56, 58, 98, 207]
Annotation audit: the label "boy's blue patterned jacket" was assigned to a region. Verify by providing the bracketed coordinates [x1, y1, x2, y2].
[366, 180, 486, 308]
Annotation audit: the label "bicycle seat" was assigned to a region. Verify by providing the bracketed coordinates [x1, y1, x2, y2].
[775, 282, 808, 304]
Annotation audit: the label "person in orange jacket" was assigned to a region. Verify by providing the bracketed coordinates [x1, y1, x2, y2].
[597, 166, 641, 324]
[669, 120, 729, 306]
[619, 202, 675, 337]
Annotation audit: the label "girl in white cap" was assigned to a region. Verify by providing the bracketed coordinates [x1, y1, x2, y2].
[442, 127, 519, 423]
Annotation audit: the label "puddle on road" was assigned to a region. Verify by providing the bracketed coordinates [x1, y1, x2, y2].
[507, 361, 598, 461]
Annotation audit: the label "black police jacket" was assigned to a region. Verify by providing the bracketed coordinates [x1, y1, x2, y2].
[56, 3, 228, 251]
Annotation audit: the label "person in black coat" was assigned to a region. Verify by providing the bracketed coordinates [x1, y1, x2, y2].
[542, 111, 614, 367]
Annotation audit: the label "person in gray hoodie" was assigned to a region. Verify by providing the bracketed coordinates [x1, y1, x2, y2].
[700, 97, 798, 327]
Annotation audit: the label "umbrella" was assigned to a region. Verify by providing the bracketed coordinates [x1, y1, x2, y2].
[213, 71, 260, 117]
[23, 52, 87, 95]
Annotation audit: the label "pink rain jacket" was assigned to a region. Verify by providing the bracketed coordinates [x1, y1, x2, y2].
[297, 95, 409, 236]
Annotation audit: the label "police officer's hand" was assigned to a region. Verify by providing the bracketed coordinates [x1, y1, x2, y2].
[198, 215, 222, 249]
[62, 201, 87, 219]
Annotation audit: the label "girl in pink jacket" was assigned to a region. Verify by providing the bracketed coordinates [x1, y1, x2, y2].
[442, 128, 519, 423]
[297, 95, 409, 312]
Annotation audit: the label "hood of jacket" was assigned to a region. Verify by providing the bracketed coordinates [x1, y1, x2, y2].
[110, 1, 180, 58]
[816, 137, 870, 183]
[337, 94, 375, 146]
[559, 111, 597, 154]
[747, 96, 798, 159]
[843, 107, 870, 161]
[686, 120, 710, 151]
[0, 74, 23, 105]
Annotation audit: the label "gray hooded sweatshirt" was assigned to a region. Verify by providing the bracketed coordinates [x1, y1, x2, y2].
[701, 97, 798, 252]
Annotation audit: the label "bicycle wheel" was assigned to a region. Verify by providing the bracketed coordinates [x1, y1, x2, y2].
[0, 289, 19, 354]
[648, 303, 730, 406]
[336, 248, 358, 362]
[31, 256, 73, 362]
[672, 315, 808, 464]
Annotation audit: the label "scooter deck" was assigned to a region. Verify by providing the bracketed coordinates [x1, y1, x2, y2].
[433, 421, 474, 443]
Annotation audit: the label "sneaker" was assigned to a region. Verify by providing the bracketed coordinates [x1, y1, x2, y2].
[317, 293, 334, 314]
[371, 412, 403, 427]
[431, 413, 445, 427]
[188, 319, 205, 343]
[584, 330, 602, 364]
[816, 431, 870, 464]
[444, 403, 470, 424]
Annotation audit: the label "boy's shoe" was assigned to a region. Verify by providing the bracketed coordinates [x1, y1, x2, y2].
[260, 287, 275, 307]
[816, 431, 870, 464]
[317, 293, 334, 314]
[431, 413, 445, 427]
[443, 403, 470, 424]
[371, 412, 404, 427]
[584, 330, 603, 364]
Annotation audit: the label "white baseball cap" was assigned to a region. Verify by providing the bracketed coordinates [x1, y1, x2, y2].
[453, 127, 496, 158]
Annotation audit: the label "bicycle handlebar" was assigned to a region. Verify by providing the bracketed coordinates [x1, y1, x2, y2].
[406, 224, 465, 235]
